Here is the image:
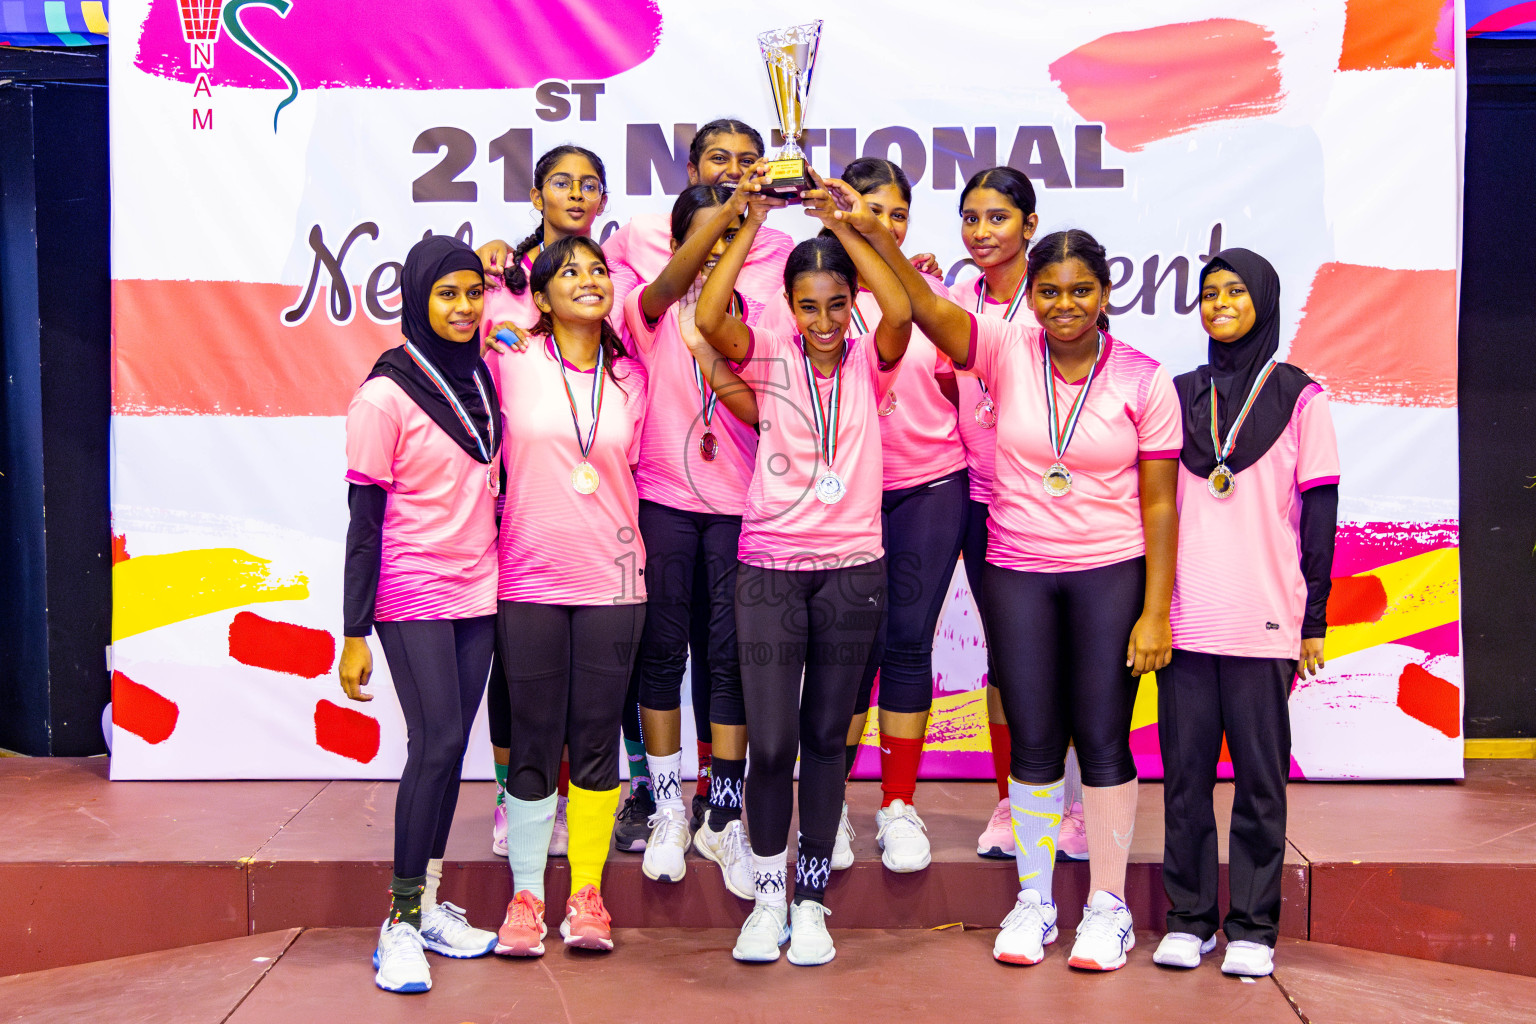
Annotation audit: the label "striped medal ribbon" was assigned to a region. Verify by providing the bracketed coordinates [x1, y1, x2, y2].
[555, 341, 606, 494]
[692, 293, 741, 462]
[1207, 357, 1278, 500]
[971, 275, 1029, 428]
[799, 339, 849, 505]
[1040, 332, 1104, 497]
[403, 341, 500, 494]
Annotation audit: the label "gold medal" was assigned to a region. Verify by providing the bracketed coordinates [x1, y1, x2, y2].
[1207, 463, 1235, 500]
[571, 460, 600, 494]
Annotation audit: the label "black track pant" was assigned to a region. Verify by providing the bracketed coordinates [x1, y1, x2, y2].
[854, 471, 968, 716]
[980, 557, 1145, 787]
[376, 616, 495, 878]
[497, 601, 645, 800]
[1159, 648, 1295, 946]
[737, 559, 885, 857]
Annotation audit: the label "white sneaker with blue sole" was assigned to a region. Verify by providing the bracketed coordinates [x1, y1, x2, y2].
[373, 920, 430, 993]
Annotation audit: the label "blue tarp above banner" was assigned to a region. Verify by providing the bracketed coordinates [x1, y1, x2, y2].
[1, 1, 108, 46]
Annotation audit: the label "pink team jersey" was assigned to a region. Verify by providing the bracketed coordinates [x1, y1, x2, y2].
[623, 287, 757, 516]
[491, 339, 649, 605]
[606, 212, 792, 318]
[964, 314, 1183, 572]
[733, 328, 901, 569]
[344, 377, 499, 622]
[949, 276, 1012, 503]
[1171, 382, 1340, 658]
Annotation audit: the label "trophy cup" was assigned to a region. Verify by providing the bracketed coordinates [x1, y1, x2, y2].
[756, 21, 823, 201]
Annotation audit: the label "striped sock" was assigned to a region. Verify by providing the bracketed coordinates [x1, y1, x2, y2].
[1083, 779, 1137, 899]
[504, 793, 556, 900]
[1008, 776, 1064, 901]
[566, 783, 621, 892]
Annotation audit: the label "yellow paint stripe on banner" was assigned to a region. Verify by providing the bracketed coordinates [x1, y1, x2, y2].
[113, 548, 310, 641]
[82, 2, 109, 33]
[1324, 547, 1459, 661]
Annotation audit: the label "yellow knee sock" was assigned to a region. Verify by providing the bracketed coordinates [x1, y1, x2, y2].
[566, 782, 621, 892]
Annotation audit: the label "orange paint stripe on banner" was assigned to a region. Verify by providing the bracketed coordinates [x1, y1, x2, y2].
[114, 279, 403, 417]
[1288, 263, 1457, 408]
[1339, 0, 1455, 71]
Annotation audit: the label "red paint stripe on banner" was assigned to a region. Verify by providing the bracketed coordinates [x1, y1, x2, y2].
[112, 671, 180, 745]
[1049, 20, 1283, 153]
[314, 699, 381, 763]
[112, 533, 130, 564]
[114, 279, 398, 416]
[228, 611, 336, 678]
[1326, 574, 1390, 627]
[1289, 264, 1457, 408]
[1339, 0, 1456, 69]
[1396, 662, 1461, 737]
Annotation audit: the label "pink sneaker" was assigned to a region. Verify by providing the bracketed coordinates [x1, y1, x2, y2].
[494, 890, 546, 957]
[1058, 801, 1088, 861]
[492, 802, 508, 858]
[560, 884, 614, 951]
[977, 797, 1015, 859]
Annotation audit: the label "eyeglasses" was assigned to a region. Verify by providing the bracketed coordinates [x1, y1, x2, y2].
[544, 174, 605, 198]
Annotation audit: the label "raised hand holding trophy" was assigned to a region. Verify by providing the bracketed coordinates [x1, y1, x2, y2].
[756, 20, 823, 201]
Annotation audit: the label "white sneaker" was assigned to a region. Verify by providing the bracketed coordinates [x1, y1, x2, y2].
[641, 806, 691, 882]
[732, 901, 790, 962]
[548, 796, 568, 858]
[1222, 939, 1275, 976]
[874, 799, 931, 873]
[993, 889, 1058, 965]
[373, 920, 431, 993]
[831, 802, 855, 870]
[1069, 890, 1136, 971]
[787, 900, 836, 966]
[1153, 931, 1216, 968]
[418, 901, 496, 958]
[694, 817, 754, 900]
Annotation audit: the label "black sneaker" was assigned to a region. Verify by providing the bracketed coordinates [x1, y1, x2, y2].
[615, 785, 655, 853]
[690, 792, 709, 833]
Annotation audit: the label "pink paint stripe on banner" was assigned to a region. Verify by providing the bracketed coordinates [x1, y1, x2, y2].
[135, 0, 662, 90]
[1332, 521, 1458, 578]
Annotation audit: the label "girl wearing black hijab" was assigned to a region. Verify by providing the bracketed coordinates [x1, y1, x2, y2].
[1154, 248, 1339, 978]
[339, 235, 502, 992]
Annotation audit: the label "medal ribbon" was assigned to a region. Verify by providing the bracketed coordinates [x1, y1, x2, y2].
[403, 341, 498, 463]
[849, 295, 869, 337]
[555, 340, 606, 462]
[690, 293, 741, 429]
[1210, 357, 1278, 464]
[1042, 333, 1104, 463]
[972, 274, 1029, 401]
[799, 339, 847, 471]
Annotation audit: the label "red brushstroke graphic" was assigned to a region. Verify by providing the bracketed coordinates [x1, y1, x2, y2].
[112, 671, 180, 744]
[1396, 662, 1461, 737]
[1339, 0, 1455, 70]
[1326, 574, 1390, 627]
[228, 611, 336, 678]
[1332, 521, 1458, 577]
[112, 533, 130, 564]
[1289, 264, 1457, 408]
[1049, 19, 1283, 153]
[135, 0, 662, 90]
[314, 699, 380, 763]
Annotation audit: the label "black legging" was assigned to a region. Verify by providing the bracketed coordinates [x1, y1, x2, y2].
[854, 471, 968, 715]
[497, 601, 645, 800]
[979, 557, 1145, 787]
[375, 616, 495, 877]
[736, 559, 885, 857]
[487, 641, 510, 748]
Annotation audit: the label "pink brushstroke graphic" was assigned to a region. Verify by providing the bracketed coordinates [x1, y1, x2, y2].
[1332, 521, 1458, 578]
[1469, 1, 1536, 36]
[135, 0, 663, 91]
[1049, 19, 1284, 153]
[1395, 622, 1460, 659]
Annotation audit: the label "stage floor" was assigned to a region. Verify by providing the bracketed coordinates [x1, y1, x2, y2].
[3, 758, 1534, 981]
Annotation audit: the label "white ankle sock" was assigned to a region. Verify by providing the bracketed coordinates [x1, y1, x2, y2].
[752, 849, 789, 907]
[423, 858, 443, 912]
[647, 750, 685, 814]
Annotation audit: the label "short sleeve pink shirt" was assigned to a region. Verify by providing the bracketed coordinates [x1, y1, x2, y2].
[966, 314, 1183, 572]
[607, 212, 793, 320]
[1171, 382, 1340, 658]
[623, 287, 757, 516]
[344, 377, 499, 622]
[492, 341, 649, 606]
[733, 328, 899, 569]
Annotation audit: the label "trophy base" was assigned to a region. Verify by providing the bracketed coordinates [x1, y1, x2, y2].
[763, 156, 812, 201]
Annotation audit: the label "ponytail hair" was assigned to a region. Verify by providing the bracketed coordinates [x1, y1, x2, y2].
[670, 183, 734, 245]
[1026, 229, 1113, 332]
[958, 166, 1038, 219]
[784, 236, 858, 297]
[528, 235, 631, 391]
[506, 144, 609, 295]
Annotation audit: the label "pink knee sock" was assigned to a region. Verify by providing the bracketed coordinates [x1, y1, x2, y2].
[1082, 780, 1137, 899]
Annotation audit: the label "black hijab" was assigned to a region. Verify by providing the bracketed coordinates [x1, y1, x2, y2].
[366, 235, 499, 463]
[1174, 247, 1315, 477]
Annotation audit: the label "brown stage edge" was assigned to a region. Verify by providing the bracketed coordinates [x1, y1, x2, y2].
[0, 928, 299, 1024]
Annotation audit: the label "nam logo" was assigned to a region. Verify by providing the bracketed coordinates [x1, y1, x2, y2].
[177, 0, 299, 132]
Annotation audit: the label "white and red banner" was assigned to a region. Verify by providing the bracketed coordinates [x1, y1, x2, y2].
[109, 0, 1466, 780]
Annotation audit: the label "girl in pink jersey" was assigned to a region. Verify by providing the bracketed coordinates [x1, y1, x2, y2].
[696, 175, 913, 966]
[476, 144, 613, 863]
[844, 212, 1181, 972]
[1153, 249, 1338, 978]
[948, 168, 1088, 863]
[340, 235, 503, 992]
[490, 236, 648, 957]
[822, 158, 967, 878]
[626, 181, 769, 898]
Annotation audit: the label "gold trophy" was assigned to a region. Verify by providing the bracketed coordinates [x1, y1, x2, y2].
[756, 20, 823, 201]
